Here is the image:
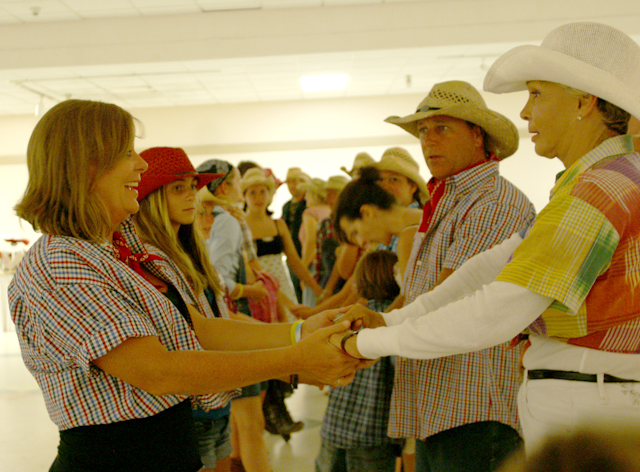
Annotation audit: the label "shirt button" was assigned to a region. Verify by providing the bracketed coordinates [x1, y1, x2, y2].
[415, 260, 422, 266]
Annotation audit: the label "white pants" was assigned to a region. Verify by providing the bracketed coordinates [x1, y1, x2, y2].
[518, 372, 640, 454]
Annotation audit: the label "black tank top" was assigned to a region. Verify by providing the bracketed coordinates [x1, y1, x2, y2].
[255, 235, 284, 257]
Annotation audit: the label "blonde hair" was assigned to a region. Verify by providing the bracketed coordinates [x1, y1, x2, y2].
[15, 99, 136, 241]
[561, 85, 630, 135]
[134, 186, 222, 296]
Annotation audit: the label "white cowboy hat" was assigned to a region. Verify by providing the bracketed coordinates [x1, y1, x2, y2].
[483, 22, 640, 119]
[385, 80, 518, 160]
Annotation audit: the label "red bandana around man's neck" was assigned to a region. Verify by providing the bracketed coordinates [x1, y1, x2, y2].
[418, 153, 497, 233]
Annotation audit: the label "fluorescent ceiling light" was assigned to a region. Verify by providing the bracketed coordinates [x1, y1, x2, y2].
[300, 74, 348, 92]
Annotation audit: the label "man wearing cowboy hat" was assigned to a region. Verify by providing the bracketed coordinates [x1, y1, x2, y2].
[383, 80, 536, 471]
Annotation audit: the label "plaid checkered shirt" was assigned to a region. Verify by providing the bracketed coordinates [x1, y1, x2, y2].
[321, 298, 402, 448]
[499, 135, 640, 353]
[9, 217, 234, 431]
[390, 160, 536, 440]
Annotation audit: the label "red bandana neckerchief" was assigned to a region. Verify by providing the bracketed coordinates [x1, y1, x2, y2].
[418, 153, 498, 233]
[112, 231, 163, 288]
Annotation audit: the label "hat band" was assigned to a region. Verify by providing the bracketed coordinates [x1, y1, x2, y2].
[416, 105, 441, 113]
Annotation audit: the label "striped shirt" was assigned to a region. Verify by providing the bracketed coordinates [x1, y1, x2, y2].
[499, 135, 640, 353]
[390, 160, 535, 440]
[9, 217, 233, 431]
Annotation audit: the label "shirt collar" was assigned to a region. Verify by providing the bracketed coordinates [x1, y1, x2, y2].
[429, 160, 499, 198]
[551, 135, 635, 199]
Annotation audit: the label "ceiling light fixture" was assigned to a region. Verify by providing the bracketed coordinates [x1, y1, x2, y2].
[300, 74, 348, 92]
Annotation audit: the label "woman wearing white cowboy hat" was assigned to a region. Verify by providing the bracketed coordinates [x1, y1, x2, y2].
[333, 22, 640, 457]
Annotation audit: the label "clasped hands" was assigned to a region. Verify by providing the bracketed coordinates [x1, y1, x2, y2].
[298, 305, 385, 388]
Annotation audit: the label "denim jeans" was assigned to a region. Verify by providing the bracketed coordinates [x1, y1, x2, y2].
[415, 421, 523, 472]
[315, 440, 400, 472]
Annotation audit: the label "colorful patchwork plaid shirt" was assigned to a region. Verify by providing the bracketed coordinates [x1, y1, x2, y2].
[9, 218, 233, 431]
[390, 160, 536, 440]
[498, 135, 640, 353]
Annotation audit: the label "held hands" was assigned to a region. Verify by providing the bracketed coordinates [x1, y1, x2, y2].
[293, 320, 360, 387]
[332, 304, 386, 331]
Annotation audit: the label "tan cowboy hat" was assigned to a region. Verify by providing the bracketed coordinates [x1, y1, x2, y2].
[325, 175, 350, 191]
[385, 80, 518, 160]
[298, 178, 327, 200]
[240, 167, 277, 195]
[374, 147, 429, 205]
[285, 167, 311, 183]
[341, 152, 375, 177]
[483, 22, 640, 119]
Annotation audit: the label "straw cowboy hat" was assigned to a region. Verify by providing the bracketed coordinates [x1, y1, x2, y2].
[341, 152, 375, 178]
[484, 22, 640, 120]
[374, 146, 429, 205]
[298, 178, 327, 199]
[137, 147, 224, 201]
[241, 167, 277, 195]
[325, 175, 350, 191]
[285, 167, 311, 183]
[385, 80, 519, 160]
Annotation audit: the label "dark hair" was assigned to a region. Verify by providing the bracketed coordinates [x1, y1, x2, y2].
[333, 166, 396, 243]
[355, 250, 400, 300]
[237, 161, 259, 176]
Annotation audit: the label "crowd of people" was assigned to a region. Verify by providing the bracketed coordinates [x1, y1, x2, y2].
[7, 21, 640, 472]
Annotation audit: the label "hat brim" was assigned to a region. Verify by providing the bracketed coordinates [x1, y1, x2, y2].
[137, 172, 223, 201]
[374, 160, 429, 204]
[385, 105, 519, 160]
[483, 45, 640, 119]
[241, 179, 277, 195]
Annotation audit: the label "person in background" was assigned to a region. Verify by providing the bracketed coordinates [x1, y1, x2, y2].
[340, 152, 375, 179]
[335, 21, 640, 462]
[241, 167, 321, 319]
[195, 159, 271, 472]
[133, 147, 233, 472]
[374, 147, 428, 211]
[282, 167, 310, 302]
[297, 178, 331, 307]
[317, 249, 403, 472]
[339, 80, 537, 472]
[9, 99, 360, 472]
[315, 175, 350, 299]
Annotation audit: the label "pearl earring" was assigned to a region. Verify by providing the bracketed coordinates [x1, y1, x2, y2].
[577, 116, 582, 121]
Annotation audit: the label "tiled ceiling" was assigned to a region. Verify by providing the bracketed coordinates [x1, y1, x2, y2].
[0, 42, 526, 116]
[0, 0, 638, 116]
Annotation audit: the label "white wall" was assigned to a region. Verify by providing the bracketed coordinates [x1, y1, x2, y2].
[0, 90, 563, 251]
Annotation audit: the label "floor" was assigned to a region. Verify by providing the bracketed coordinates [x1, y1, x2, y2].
[0, 331, 327, 472]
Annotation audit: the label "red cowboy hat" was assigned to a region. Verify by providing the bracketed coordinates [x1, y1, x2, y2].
[137, 147, 224, 201]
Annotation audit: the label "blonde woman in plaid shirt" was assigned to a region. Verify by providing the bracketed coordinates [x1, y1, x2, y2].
[9, 99, 362, 472]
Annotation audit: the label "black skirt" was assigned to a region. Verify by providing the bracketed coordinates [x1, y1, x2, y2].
[49, 400, 202, 472]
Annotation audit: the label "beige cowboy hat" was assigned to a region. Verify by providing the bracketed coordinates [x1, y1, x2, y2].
[483, 22, 640, 119]
[325, 175, 350, 191]
[240, 167, 277, 195]
[385, 80, 519, 160]
[285, 167, 311, 183]
[341, 152, 375, 178]
[374, 146, 429, 205]
[298, 178, 327, 200]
